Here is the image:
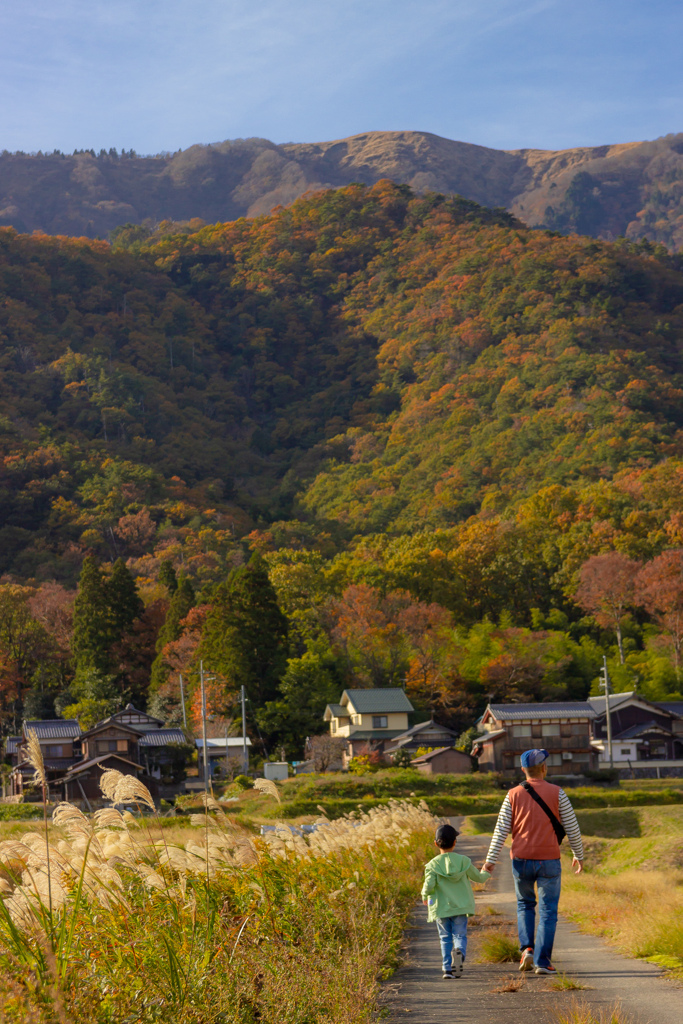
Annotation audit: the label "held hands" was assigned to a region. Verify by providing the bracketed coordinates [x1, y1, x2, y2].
[483, 862, 496, 873]
[572, 857, 584, 874]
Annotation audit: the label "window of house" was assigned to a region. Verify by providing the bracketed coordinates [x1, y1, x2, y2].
[512, 724, 532, 738]
[45, 745, 62, 757]
[574, 752, 590, 763]
[650, 743, 666, 758]
[541, 723, 560, 737]
[117, 739, 128, 752]
[98, 740, 118, 754]
[620, 748, 631, 757]
[547, 754, 563, 766]
[331, 721, 337, 733]
[372, 716, 388, 729]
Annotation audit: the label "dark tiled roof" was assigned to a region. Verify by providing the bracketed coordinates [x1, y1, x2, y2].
[23, 719, 81, 740]
[63, 753, 143, 778]
[654, 701, 683, 716]
[342, 688, 414, 714]
[614, 721, 673, 740]
[587, 693, 640, 714]
[346, 730, 406, 741]
[139, 729, 187, 747]
[488, 703, 595, 720]
[391, 720, 459, 740]
[4, 736, 21, 754]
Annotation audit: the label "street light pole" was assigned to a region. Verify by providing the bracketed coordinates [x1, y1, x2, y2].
[200, 660, 208, 791]
[179, 673, 187, 729]
[601, 656, 614, 769]
[241, 685, 248, 776]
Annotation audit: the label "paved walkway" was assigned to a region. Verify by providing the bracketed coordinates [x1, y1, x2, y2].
[383, 832, 681, 1024]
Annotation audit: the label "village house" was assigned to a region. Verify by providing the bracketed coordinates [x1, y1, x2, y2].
[384, 719, 461, 759]
[410, 746, 473, 775]
[324, 688, 414, 766]
[9, 719, 82, 797]
[587, 692, 683, 775]
[472, 702, 598, 777]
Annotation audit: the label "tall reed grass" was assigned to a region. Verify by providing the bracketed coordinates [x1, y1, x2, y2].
[0, 770, 435, 1024]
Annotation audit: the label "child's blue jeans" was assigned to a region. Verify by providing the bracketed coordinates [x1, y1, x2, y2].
[435, 915, 468, 972]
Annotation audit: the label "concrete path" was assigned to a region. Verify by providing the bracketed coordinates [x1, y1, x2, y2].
[382, 831, 681, 1024]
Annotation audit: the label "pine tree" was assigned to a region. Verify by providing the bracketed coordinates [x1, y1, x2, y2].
[72, 556, 116, 675]
[199, 552, 288, 707]
[149, 576, 195, 692]
[107, 558, 143, 636]
[158, 560, 178, 595]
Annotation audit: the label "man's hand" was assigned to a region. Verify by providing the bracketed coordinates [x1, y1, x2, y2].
[483, 862, 496, 873]
[572, 857, 584, 874]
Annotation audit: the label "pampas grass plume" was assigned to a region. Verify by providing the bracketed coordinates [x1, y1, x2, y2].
[253, 778, 281, 804]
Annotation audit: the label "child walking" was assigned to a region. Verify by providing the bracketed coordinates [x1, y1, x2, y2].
[422, 823, 491, 979]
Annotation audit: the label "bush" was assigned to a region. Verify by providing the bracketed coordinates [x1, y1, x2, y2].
[477, 929, 520, 962]
[0, 804, 43, 821]
[233, 774, 252, 789]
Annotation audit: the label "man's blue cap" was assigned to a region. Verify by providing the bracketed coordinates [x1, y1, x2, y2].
[520, 748, 549, 768]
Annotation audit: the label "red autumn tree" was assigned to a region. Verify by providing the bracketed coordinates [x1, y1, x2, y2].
[636, 550, 683, 680]
[574, 552, 641, 663]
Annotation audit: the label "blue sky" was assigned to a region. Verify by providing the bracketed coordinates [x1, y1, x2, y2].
[1, 0, 682, 155]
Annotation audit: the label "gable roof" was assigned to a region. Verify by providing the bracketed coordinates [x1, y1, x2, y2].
[63, 753, 143, 779]
[485, 702, 595, 721]
[391, 720, 459, 740]
[341, 688, 414, 714]
[653, 701, 683, 717]
[613, 720, 674, 740]
[139, 728, 188, 747]
[23, 720, 81, 740]
[92, 704, 164, 734]
[587, 692, 668, 718]
[324, 704, 349, 720]
[80, 721, 143, 740]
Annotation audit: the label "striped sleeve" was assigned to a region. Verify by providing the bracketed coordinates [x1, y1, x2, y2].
[484, 793, 512, 864]
[558, 788, 584, 860]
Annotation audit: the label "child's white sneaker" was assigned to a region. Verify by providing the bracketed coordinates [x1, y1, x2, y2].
[452, 950, 464, 977]
[442, 971, 454, 979]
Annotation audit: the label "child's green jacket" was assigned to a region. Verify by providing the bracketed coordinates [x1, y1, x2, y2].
[421, 851, 490, 922]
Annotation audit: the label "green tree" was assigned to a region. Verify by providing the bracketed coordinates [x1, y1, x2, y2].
[149, 576, 195, 692]
[158, 560, 178, 595]
[107, 558, 143, 636]
[199, 552, 288, 709]
[72, 557, 116, 675]
[257, 649, 342, 757]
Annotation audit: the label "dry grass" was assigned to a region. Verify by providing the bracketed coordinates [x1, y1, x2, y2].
[547, 973, 589, 991]
[476, 928, 520, 963]
[0, 783, 436, 1024]
[553, 999, 631, 1024]
[490, 973, 525, 992]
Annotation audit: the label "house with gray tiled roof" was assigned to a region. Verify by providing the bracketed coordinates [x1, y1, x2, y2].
[324, 688, 414, 765]
[472, 702, 598, 777]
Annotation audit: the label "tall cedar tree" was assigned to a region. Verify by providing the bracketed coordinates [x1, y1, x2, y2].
[72, 557, 117, 675]
[107, 558, 144, 636]
[149, 576, 195, 692]
[199, 552, 288, 708]
[158, 560, 178, 595]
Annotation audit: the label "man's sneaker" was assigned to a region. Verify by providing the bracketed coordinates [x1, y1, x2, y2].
[519, 948, 534, 972]
[442, 971, 454, 980]
[534, 964, 557, 975]
[452, 950, 464, 977]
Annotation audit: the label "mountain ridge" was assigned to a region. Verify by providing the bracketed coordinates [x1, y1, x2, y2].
[2, 129, 683, 249]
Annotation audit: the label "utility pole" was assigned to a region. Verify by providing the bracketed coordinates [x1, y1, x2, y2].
[241, 685, 248, 776]
[224, 721, 229, 781]
[179, 673, 187, 729]
[200, 660, 208, 791]
[600, 656, 614, 768]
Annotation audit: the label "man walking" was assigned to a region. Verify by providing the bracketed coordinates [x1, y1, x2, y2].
[483, 748, 584, 975]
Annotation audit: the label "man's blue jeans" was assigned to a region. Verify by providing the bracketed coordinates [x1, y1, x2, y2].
[435, 915, 468, 972]
[511, 858, 561, 969]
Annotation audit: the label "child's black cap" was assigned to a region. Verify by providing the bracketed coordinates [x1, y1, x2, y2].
[435, 824, 459, 847]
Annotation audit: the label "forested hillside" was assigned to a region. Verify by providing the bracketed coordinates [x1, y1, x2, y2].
[3, 129, 683, 249]
[2, 181, 683, 750]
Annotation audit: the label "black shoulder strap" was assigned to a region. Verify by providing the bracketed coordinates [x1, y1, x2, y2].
[521, 782, 566, 844]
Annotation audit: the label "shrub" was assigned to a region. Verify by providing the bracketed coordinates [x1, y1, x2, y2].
[478, 929, 519, 962]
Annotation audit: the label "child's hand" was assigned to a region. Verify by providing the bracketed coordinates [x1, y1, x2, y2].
[422, 899, 428, 905]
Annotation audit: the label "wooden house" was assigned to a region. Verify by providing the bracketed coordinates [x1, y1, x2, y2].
[10, 719, 82, 797]
[410, 746, 472, 775]
[588, 692, 683, 768]
[384, 719, 461, 758]
[472, 702, 598, 777]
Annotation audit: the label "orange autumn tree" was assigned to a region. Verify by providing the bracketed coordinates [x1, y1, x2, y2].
[637, 550, 683, 681]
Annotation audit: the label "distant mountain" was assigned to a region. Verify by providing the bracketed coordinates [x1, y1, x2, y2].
[2, 130, 683, 249]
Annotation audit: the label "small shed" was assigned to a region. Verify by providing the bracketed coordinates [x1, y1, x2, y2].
[411, 747, 472, 775]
